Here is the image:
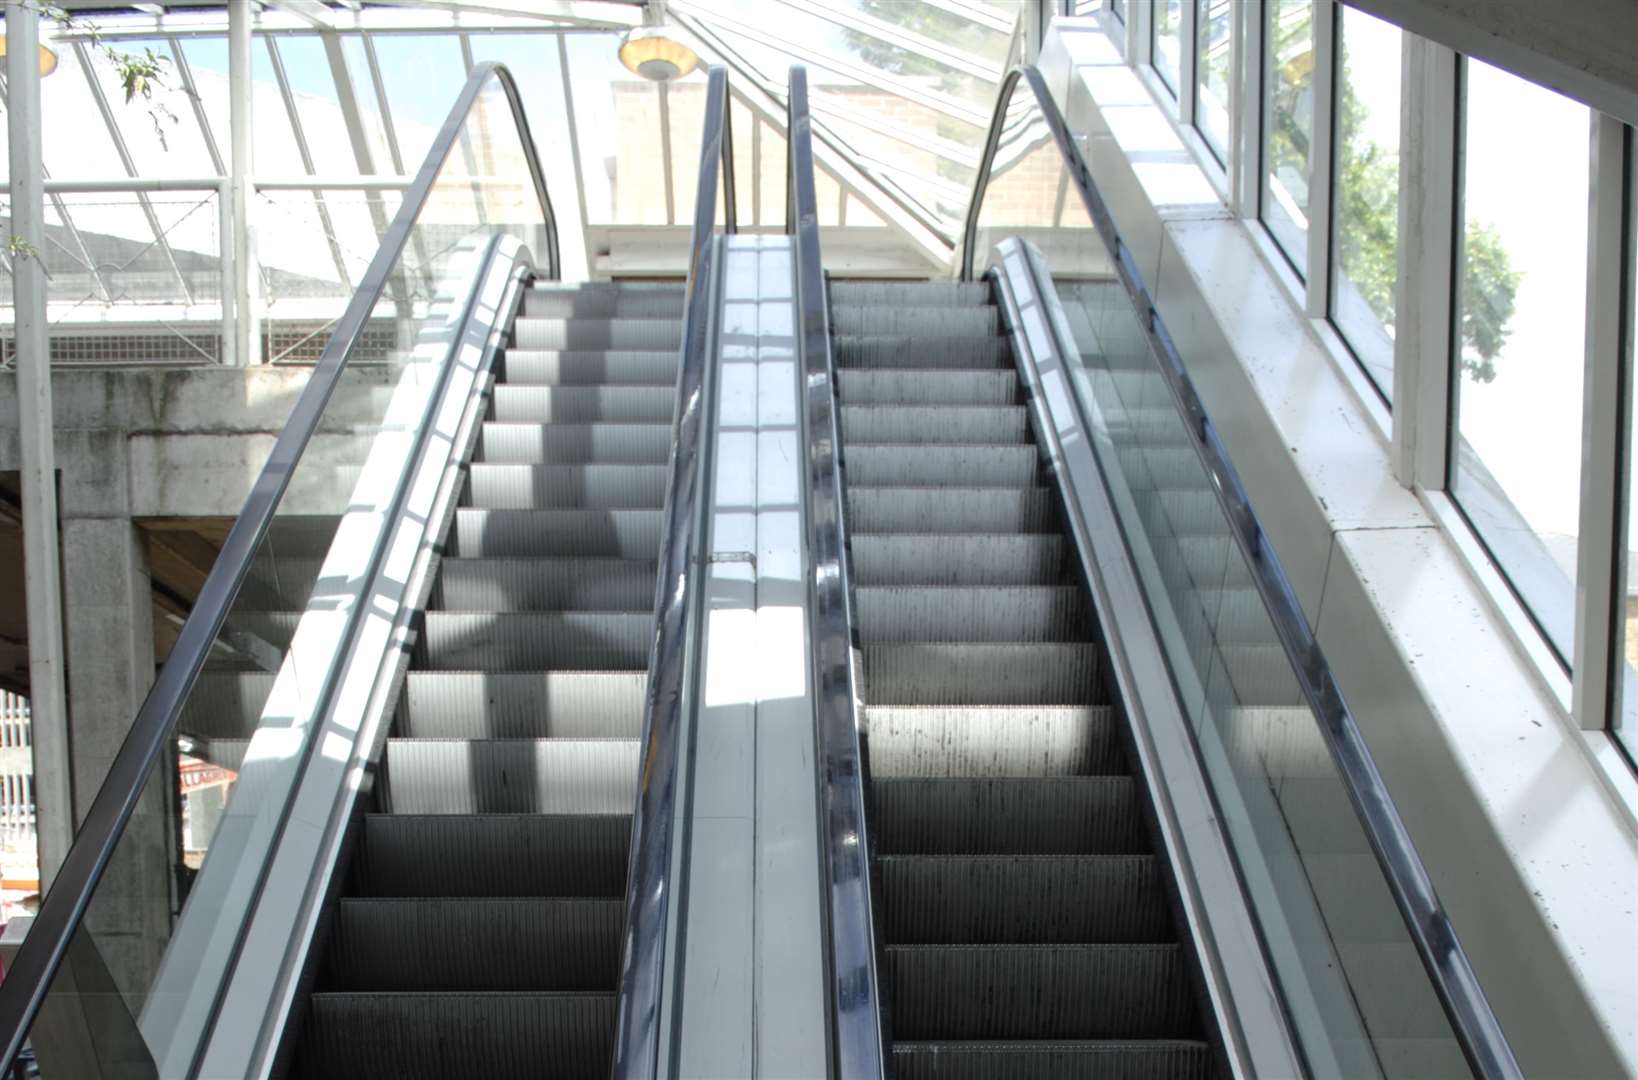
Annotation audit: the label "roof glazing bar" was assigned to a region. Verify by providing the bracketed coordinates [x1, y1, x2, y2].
[265, 36, 355, 291]
[807, 94, 980, 169]
[773, 0, 1001, 80]
[360, 33, 406, 174]
[70, 41, 196, 305]
[923, 0, 1016, 34]
[167, 35, 225, 175]
[658, 81, 677, 226]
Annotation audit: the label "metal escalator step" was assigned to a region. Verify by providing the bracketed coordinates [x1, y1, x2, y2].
[871, 777, 1146, 856]
[302, 992, 613, 1080]
[855, 585, 1086, 643]
[522, 288, 684, 319]
[835, 335, 1012, 370]
[846, 445, 1039, 487]
[829, 281, 991, 307]
[328, 898, 620, 992]
[847, 487, 1057, 534]
[451, 509, 661, 558]
[886, 943, 1197, 1040]
[879, 855, 1171, 944]
[402, 671, 645, 739]
[864, 643, 1101, 705]
[180, 671, 273, 739]
[355, 813, 630, 897]
[864, 706, 1119, 778]
[477, 422, 672, 465]
[500, 350, 677, 386]
[464, 464, 669, 510]
[436, 558, 657, 613]
[890, 1040, 1216, 1080]
[384, 738, 639, 814]
[831, 306, 1000, 338]
[850, 535, 1066, 585]
[421, 612, 651, 671]
[837, 369, 1020, 406]
[841, 405, 1030, 445]
[490, 385, 678, 424]
[511, 317, 681, 351]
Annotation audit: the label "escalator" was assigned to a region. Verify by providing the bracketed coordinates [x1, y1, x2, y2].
[292, 282, 682, 1077]
[832, 280, 1217, 1077]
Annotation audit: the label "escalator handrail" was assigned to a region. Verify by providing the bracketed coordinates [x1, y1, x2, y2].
[610, 63, 736, 1080]
[0, 61, 558, 1069]
[962, 65, 1523, 1080]
[786, 65, 888, 1079]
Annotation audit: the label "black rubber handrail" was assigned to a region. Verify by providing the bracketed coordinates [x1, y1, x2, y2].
[786, 65, 888, 1080]
[962, 64, 1522, 1080]
[610, 62, 735, 1080]
[0, 61, 558, 1071]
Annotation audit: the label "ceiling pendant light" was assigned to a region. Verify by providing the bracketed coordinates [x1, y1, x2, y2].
[0, 29, 58, 78]
[619, 0, 699, 83]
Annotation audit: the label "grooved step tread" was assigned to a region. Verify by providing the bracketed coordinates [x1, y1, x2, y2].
[384, 738, 640, 815]
[500, 350, 678, 386]
[855, 585, 1087, 644]
[354, 814, 630, 897]
[421, 612, 652, 671]
[463, 464, 669, 510]
[871, 777, 1146, 856]
[401, 671, 645, 739]
[847, 487, 1058, 534]
[864, 643, 1102, 706]
[864, 705, 1120, 778]
[890, 1040, 1216, 1080]
[436, 557, 658, 613]
[451, 509, 662, 558]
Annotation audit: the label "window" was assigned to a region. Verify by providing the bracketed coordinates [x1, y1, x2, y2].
[1263, 0, 1315, 274]
[1153, 0, 1182, 96]
[1330, 6, 1402, 400]
[1195, 0, 1232, 162]
[1616, 183, 1638, 759]
[1449, 59, 1590, 664]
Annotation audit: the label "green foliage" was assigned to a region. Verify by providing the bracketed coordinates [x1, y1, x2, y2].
[1459, 223, 1520, 382]
[22, 3, 182, 147]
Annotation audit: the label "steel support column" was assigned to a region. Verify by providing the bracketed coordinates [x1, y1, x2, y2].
[5, 0, 72, 890]
[229, 0, 260, 366]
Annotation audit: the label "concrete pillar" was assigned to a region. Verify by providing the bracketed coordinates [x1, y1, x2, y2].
[57, 431, 171, 1005]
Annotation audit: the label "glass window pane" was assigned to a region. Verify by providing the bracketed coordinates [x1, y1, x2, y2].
[1330, 7, 1402, 401]
[1449, 59, 1589, 664]
[1264, 0, 1315, 274]
[1620, 226, 1638, 756]
[1196, 0, 1232, 161]
[370, 35, 469, 169]
[340, 35, 398, 173]
[1153, 0, 1182, 96]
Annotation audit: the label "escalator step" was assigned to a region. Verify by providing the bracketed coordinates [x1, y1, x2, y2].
[850, 534, 1066, 586]
[511, 317, 681, 351]
[463, 464, 669, 510]
[522, 287, 684, 319]
[829, 281, 991, 307]
[422, 612, 651, 670]
[879, 855, 1172, 944]
[490, 385, 678, 424]
[886, 943, 1197, 1040]
[832, 306, 1000, 338]
[401, 671, 645, 739]
[841, 405, 1030, 445]
[384, 738, 639, 814]
[451, 509, 661, 558]
[327, 898, 620, 992]
[835, 335, 1012, 370]
[847, 487, 1057, 534]
[477, 422, 672, 465]
[302, 992, 613, 1080]
[864, 706, 1119, 778]
[436, 558, 657, 613]
[354, 813, 630, 897]
[855, 585, 1087, 643]
[846, 444, 1039, 487]
[871, 777, 1146, 856]
[837, 369, 1020, 406]
[864, 643, 1101, 705]
[890, 1040, 1216, 1080]
[500, 349, 676, 387]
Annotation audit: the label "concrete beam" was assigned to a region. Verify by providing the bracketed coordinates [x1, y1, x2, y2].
[1348, 0, 1638, 126]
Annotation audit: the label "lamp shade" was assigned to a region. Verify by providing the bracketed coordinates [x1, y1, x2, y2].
[619, 26, 699, 82]
[0, 31, 57, 77]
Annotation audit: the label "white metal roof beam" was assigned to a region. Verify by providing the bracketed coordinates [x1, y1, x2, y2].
[772, 0, 1002, 81]
[923, 0, 1017, 34]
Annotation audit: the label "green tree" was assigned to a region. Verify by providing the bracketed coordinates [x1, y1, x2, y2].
[1330, 16, 1518, 383]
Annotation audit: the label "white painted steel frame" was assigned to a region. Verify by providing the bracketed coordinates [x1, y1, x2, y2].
[1108, 5, 1638, 758]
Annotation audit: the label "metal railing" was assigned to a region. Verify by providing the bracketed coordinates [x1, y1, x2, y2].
[786, 66, 888, 1080]
[0, 60, 558, 1072]
[610, 61, 736, 1080]
[962, 64, 1522, 1080]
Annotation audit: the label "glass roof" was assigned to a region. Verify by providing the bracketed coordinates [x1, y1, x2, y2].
[1, 0, 1025, 312]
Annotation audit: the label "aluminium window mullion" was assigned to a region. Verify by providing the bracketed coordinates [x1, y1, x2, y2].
[1393, 37, 1458, 488]
[1230, 0, 1261, 216]
[1571, 114, 1634, 731]
[1178, 0, 1196, 125]
[1304, 0, 1337, 312]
